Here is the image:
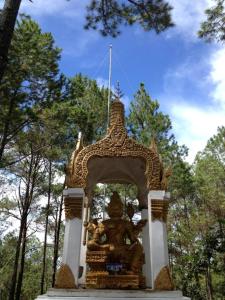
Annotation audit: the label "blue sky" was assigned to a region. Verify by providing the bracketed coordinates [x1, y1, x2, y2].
[2, 0, 225, 162]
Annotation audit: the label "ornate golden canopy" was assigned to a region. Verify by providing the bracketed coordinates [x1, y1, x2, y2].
[66, 99, 168, 207]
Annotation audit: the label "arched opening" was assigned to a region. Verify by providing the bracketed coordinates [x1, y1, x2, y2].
[85, 156, 149, 208]
[85, 183, 147, 289]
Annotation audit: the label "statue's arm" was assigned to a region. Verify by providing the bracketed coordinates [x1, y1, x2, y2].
[126, 222, 137, 243]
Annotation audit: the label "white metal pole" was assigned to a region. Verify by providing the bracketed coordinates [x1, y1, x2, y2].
[107, 44, 112, 127]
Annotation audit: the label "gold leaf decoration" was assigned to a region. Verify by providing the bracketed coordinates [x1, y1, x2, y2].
[67, 100, 162, 190]
[154, 265, 174, 290]
[54, 264, 76, 289]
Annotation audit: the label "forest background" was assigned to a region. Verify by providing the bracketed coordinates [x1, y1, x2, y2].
[0, 1, 225, 300]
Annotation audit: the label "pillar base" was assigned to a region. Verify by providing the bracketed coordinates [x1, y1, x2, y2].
[54, 264, 76, 289]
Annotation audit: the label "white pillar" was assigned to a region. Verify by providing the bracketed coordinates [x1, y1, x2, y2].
[141, 208, 152, 288]
[60, 188, 85, 288]
[149, 190, 173, 290]
[78, 229, 87, 286]
[78, 201, 90, 286]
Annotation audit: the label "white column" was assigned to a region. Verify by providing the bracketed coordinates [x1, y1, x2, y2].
[78, 201, 90, 286]
[149, 190, 172, 290]
[61, 188, 85, 287]
[141, 208, 152, 288]
[78, 229, 87, 286]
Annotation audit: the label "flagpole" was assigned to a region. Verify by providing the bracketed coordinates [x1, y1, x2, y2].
[107, 44, 112, 127]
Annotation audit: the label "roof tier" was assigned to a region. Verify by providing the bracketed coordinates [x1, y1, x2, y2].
[65, 99, 168, 207]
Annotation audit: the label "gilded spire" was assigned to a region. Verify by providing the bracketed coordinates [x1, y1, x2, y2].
[149, 136, 158, 154]
[75, 132, 83, 152]
[109, 82, 125, 127]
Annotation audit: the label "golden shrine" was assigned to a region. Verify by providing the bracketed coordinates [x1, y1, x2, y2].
[36, 97, 190, 300]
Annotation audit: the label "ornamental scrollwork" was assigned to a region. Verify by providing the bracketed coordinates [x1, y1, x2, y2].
[66, 100, 168, 191]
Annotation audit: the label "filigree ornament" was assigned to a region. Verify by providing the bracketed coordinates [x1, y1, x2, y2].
[66, 100, 164, 191]
[151, 199, 169, 223]
[64, 197, 83, 220]
[161, 166, 172, 191]
[65, 133, 83, 187]
[154, 265, 174, 290]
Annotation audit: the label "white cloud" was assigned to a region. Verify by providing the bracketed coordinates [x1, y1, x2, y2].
[19, 0, 99, 58]
[96, 77, 109, 88]
[171, 103, 224, 162]
[168, 0, 213, 40]
[209, 47, 225, 108]
[21, 0, 88, 18]
[162, 45, 225, 163]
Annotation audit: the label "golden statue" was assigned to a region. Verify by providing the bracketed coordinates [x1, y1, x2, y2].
[86, 192, 147, 289]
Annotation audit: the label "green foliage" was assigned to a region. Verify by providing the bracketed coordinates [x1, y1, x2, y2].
[195, 126, 225, 225]
[0, 16, 63, 167]
[68, 74, 108, 143]
[168, 127, 225, 299]
[199, 0, 225, 42]
[85, 0, 174, 37]
[127, 83, 187, 168]
[0, 233, 54, 300]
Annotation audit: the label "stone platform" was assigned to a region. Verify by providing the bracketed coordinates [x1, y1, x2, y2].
[36, 289, 190, 300]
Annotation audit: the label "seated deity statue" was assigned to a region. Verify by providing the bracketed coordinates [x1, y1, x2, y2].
[87, 191, 147, 275]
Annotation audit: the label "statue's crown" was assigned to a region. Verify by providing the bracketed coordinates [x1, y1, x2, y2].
[107, 191, 123, 218]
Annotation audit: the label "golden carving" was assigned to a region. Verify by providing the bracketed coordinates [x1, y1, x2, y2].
[54, 264, 76, 289]
[149, 137, 158, 154]
[109, 98, 125, 127]
[151, 199, 169, 222]
[67, 100, 162, 190]
[64, 197, 83, 220]
[86, 250, 109, 263]
[161, 165, 172, 190]
[85, 192, 146, 289]
[86, 274, 139, 289]
[65, 133, 83, 188]
[154, 265, 174, 291]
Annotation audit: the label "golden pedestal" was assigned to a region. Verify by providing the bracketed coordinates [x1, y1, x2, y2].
[86, 274, 140, 289]
[86, 251, 145, 289]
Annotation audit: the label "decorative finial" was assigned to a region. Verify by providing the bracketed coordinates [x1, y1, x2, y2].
[76, 131, 83, 151]
[149, 136, 158, 154]
[161, 166, 172, 191]
[65, 132, 83, 188]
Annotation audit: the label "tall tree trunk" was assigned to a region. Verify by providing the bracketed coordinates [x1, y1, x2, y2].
[52, 184, 64, 287]
[205, 263, 213, 300]
[8, 153, 34, 300]
[40, 160, 52, 294]
[15, 154, 40, 300]
[15, 219, 28, 300]
[8, 217, 25, 300]
[8, 151, 40, 300]
[0, 93, 15, 165]
[0, 0, 22, 83]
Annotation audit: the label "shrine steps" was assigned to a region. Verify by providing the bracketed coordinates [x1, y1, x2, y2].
[36, 288, 191, 300]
